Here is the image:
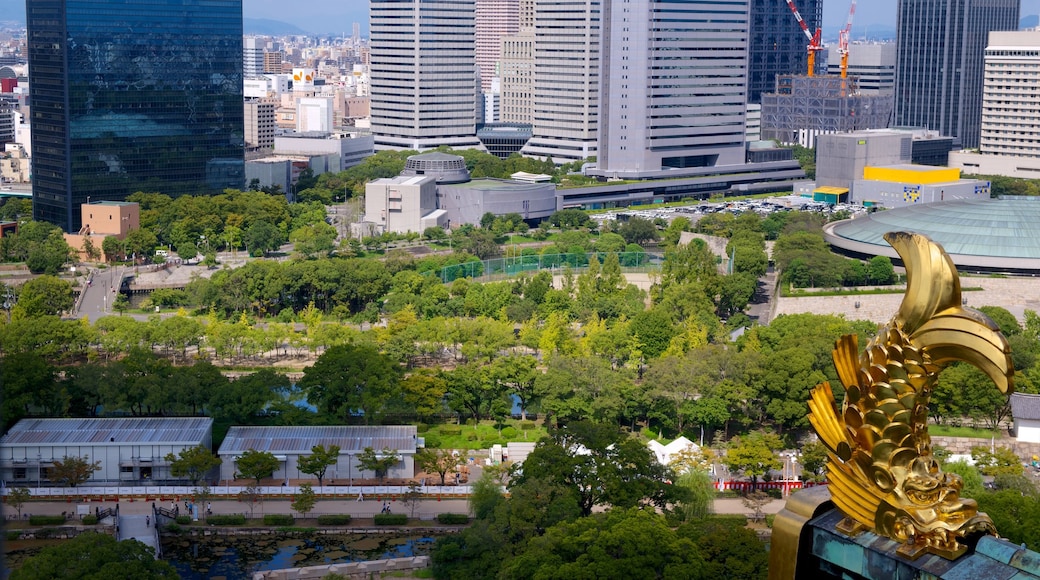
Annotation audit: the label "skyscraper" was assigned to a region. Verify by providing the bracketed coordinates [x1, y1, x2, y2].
[893, 0, 1019, 148]
[370, 0, 483, 151]
[596, 0, 749, 176]
[475, 0, 520, 93]
[747, 0, 822, 104]
[499, 0, 535, 125]
[27, 0, 244, 232]
[244, 37, 264, 79]
[520, 0, 600, 164]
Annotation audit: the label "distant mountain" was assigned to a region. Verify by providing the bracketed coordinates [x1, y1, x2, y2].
[244, 18, 310, 36]
[1022, 15, 1039, 29]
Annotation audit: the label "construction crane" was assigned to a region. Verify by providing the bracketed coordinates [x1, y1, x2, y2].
[838, 0, 857, 95]
[784, 0, 823, 77]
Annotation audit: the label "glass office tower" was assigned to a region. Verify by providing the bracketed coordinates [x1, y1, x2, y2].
[27, 0, 245, 232]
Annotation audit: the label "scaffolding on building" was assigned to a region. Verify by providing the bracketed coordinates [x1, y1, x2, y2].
[760, 75, 895, 148]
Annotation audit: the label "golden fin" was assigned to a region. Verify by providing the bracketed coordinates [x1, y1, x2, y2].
[833, 334, 861, 392]
[884, 231, 961, 334]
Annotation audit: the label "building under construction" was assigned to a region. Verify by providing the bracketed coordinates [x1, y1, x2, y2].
[760, 75, 894, 148]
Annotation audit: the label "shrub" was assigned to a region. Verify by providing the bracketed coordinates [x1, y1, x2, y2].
[764, 488, 783, 500]
[440, 426, 462, 436]
[166, 523, 182, 534]
[374, 513, 408, 525]
[81, 515, 98, 525]
[264, 514, 295, 526]
[416, 424, 430, 434]
[423, 435, 442, 448]
[175, 515, 192, 525]
[317, 514, 353, 525]
[6, 531, 21, 541]
[765, 514, 776, 528]
[29, 515, 66, 526]
[500, 427, 518, 439]
[208, 514, 246, 526]
[466, 432, 479, 441]
[436, 513, 469, 525]
[519, 422, 536, 431]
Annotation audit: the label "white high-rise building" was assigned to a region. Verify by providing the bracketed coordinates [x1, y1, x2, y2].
[825, 43, 897, 94]
[950, 31, 1040, 177]
[369, 0, 483, 151]
[520, 0, 600, 163]
[592, 0, 749, 177]
[244, 37, 264, 79]
[499, 0, 535, 125]
[476, 0, 520, 93]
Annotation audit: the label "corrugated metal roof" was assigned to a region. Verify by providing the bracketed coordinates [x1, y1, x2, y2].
[217, 425, 418, 456]
[1, 417, 213, 447]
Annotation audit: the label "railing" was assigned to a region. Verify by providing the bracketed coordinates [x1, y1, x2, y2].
[4, 485, 475, 499]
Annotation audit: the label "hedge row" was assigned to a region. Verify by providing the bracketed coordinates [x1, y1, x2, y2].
[316, 514, 352, 525]
[208, 514, 246, 526]
[175, 515, 192, 525]
[29, 515, 66, 526]
[81, 515, 98, 525]
[436, 513, 469, 525]
[373, 513, 408, 525]
[264, 514, 294, 526]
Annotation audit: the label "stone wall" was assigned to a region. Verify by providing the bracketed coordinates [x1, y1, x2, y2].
[253, 556, 429, 580]
[932, 436, 1040, 460]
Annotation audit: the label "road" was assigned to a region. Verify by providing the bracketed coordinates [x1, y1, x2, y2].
[75, 266, 124, 322]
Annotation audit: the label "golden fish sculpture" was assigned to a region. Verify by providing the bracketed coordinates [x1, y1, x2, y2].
[808, 231, 1014, 560]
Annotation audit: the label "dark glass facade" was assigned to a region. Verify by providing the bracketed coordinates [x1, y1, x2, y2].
[748, 0, 823, 104]
[27, 0, 244, 232]
[893, 0, 1018, 149]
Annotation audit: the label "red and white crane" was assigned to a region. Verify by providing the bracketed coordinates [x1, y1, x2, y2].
[838, 0, 857, 95]
[784, 0, 823, 77]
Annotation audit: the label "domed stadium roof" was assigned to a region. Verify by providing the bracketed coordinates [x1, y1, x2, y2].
[824, 198, 1040, 273]
[401, 152, 471, 184]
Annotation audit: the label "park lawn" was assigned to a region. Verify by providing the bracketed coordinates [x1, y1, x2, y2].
[929, 424, 1003, 439]
[422, 420, 547, 450]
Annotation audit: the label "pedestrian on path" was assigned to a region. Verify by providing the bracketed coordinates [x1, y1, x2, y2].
[357, 491, 364, 502]
[146, 515, 150, 526]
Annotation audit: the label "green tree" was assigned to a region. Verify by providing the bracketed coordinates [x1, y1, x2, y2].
[971, 446, 1025, 477]
[235, 449, 280, 485]
[243, 220, 283, 257]
[300, 343, 400, 423]
[675, 469, 715, 522]
[50, 455, 102, 487]
[357, 446, 401, 483]
[292, 482, 317, 518]
[7, 487, 32, 519]
[617, 217, 660, 245]
[416, 447, 463, 486]
[800, 441, 829, 483]
[164, 446, 221, 485]
[297, 444, 340, 487]
[9, 532, 177, 580]
[512, 422, 684, 516]
[723, 431, 783, 489]
[13, 275, 73, 318]
[469, 471, 505, 520]
[238, 485, 262, 519]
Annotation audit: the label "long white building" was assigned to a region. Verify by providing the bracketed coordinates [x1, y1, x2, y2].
[950, 31, 1040, 178]
[369, 0, 484, 151]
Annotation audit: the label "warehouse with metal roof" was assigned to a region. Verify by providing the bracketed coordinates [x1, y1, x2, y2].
[0, 417, 214, 486]
[216, 425, 421, 485]
[823, 198, 1040, 273]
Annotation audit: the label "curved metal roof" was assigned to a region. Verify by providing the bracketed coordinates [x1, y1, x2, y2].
[824, 198, 1040, 272]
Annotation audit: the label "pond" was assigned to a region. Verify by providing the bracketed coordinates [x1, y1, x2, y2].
[162, 531, 437, 580]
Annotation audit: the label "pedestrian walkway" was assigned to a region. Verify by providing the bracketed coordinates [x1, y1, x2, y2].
[118, 514, 159, 555]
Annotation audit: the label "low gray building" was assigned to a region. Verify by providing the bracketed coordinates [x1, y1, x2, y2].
[438, 178, 556, 228]
[0, 417, 214, 486]
[216, 426, 421, 485]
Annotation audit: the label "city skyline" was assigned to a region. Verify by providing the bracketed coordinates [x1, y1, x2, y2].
[2, 0, 907, 36]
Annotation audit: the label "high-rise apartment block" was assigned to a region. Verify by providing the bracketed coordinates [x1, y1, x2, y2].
[244, 37, 264, 78]
[520, 0, 600, 163]
[245, 101, 276, 151]
[27, 0, 245, 232]
[264, 51, 286, 74]
[825, 43, 897, 94]
[594, 0, 749, 177]
[950, 31, 1040, 177]
[369, 0, 482, 151]
[893, 0, 1019, 149]
[747, 0, 822, 104]
[476, 0, 520, 93]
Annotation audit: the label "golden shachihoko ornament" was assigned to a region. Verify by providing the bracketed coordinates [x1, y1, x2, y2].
[808, 231, 1014, 560]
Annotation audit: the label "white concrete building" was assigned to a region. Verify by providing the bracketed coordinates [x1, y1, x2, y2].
[369, 0, 483, 151]
[949, 31, 1040, 178]
[1011, 393, 1040, 443]
[297, 97, 335, 133]
[244, 37, 265, 79]
[0, 418, 214, 486]
[365, 175, 447, 234]
[476, 0, 520, 93]
[217, 426, 421, 484]
[826, 43, 897, 94]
